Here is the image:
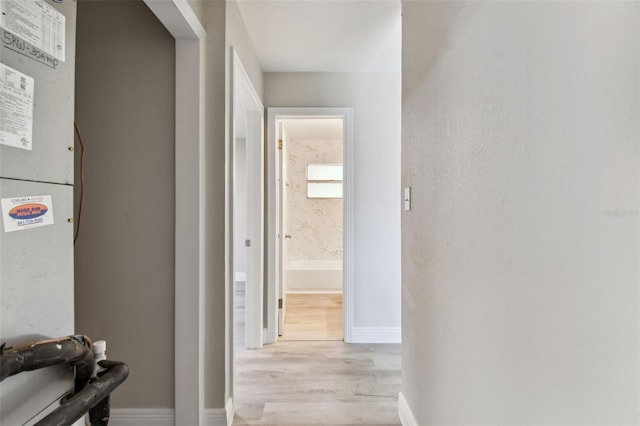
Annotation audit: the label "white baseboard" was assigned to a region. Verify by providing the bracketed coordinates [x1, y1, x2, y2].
[286, 290, 343, 294]
[398, 392, 418, 426]
[350, 326, 401, 343]
[203, 398, 234, 426]
[109, 409, 174, 426]
[203, 408, 226, 426]
[110, 399, 234, 426]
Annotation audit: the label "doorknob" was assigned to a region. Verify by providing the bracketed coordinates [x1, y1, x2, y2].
[285, 234, 292, 239]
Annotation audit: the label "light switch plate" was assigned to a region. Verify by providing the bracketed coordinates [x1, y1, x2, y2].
[404, 187, 411, 211]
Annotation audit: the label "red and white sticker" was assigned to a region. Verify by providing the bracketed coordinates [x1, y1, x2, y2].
[1, 195, 54, 232]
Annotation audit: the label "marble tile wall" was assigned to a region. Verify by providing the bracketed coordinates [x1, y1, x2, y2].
[286, 138, 343, 261]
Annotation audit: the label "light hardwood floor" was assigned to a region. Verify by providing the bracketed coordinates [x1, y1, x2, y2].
[233, 287, 400, 425]
[280, 293, 343, 341]
[233, 341, 401, 425]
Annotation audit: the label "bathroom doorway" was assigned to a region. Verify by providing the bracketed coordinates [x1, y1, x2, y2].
[278, 118, 344, 341]
[266, 108, 354, 343]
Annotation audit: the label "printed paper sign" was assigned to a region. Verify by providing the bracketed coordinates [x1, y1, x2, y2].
[0, 0, 66, 62]
[0, 63, 34, 150]
[2, 195, 54, 232]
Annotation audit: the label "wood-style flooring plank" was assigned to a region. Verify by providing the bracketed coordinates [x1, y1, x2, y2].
[280, 294, 343, 341]
[233, 341, 401, 425]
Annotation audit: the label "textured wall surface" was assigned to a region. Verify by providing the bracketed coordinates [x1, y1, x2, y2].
[402, 2, 639, 424]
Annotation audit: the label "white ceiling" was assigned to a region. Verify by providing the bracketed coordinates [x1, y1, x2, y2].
[236, 0, 402, 73]
[282, 118, 344, 140]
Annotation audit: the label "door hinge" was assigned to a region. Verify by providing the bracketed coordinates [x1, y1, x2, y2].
[245, 239, 251, 247]
[278, 298, 283, 309]
[278, 139, 283, 150]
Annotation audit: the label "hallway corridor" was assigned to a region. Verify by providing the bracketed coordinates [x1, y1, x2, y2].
[233, 341, 401, 425]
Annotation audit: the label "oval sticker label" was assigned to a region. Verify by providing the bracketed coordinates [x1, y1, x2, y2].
[9, 203, 48, 220]
[2, 195, 55, 232]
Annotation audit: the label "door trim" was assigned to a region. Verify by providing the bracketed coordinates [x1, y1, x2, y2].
[143, 2, 205, 425]
[266, 107, 354, 344]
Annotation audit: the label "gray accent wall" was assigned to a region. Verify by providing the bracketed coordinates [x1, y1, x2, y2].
[401, 2, 639, 424]
[74, 0, 176, 408]
[59, 0, 262, 413]
[202, 0, 228, 411]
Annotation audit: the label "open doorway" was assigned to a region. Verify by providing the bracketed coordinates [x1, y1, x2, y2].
[231, 49, 264, 356]
[267, 107, 354, 344]
[277, 118, 344, 341]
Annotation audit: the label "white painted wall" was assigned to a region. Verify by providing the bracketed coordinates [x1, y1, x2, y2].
[265, 72, 401, 330]
[402, 2, 640, 424]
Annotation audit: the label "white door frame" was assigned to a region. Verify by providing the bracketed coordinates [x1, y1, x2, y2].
[276, 120, 287, 336]
[230, 48, 265, 351]
[142, 2, 205, 425]
[266, 107, 355, 344]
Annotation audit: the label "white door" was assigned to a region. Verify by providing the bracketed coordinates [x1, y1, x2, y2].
[277, 122, 287, 336]
[245, 109, 264, 348]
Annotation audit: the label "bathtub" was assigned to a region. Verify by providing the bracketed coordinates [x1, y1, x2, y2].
[286, 259, 343, 293]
